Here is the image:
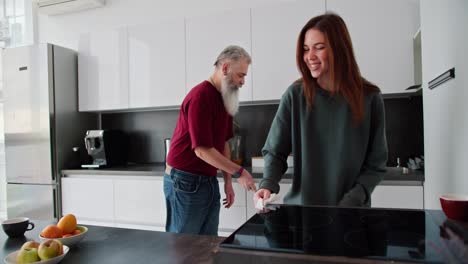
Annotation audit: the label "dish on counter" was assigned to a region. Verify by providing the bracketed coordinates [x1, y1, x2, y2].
[440, 194, 468, 221]
[39, 225, 88, 247]
[4, 245, 69, 264]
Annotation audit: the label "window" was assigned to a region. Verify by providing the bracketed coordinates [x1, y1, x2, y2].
[1, 0, 31, 47]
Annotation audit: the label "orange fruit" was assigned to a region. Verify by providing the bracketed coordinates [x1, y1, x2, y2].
[62, 234, 73, 238]
[40, 225, 63, 238]
[57, 214, 77, 234]
[72, 230, 81, 235]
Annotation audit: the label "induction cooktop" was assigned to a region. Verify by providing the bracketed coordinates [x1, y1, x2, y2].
[220, 205, 468, 263]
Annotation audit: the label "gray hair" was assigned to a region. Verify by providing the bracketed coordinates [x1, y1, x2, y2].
[214, 45, 251, 68]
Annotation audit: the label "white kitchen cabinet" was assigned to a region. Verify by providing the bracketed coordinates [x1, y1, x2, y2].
[61, 176, 114, 222]
[326, 0, 420, 94]
[371, 185, 424, 209]
[246, 189, 256, 219]
[246, 182, 292, 219]
[78, 28, 129, 111]
[185, 9, 253, 102]
[251, 0, 325, 101]
[127, 19, 186, 108]
[114, 177, 166, 226]
[62, 175, 166, 229]
[218, 181, 247, 231]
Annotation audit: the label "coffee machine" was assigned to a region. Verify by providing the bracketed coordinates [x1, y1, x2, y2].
[82, 130, 129, 168]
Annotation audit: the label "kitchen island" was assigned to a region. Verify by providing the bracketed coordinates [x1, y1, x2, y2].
[1, 209, 466, 264]
[1, 221, 223, 264]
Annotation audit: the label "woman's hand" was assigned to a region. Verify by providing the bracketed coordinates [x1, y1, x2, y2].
[253, 188, 272, 213]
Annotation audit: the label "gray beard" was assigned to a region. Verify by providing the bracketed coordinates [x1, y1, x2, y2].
[221, 77, 240, 116]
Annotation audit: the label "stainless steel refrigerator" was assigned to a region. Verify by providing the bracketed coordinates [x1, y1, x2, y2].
[3, 43, 96, 220]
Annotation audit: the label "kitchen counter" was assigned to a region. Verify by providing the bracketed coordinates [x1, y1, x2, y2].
[0, 221, 223, 264]
[62, 164, 294, 183]
[62, 164, 423, 185]
[1, 209, 463, 264]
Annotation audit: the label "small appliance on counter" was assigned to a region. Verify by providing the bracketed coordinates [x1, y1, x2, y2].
[82, 130, 129, 168]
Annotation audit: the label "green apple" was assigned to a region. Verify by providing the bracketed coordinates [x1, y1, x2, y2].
[38, 239, 61, 260]
[16, 247, 40, 263]
[54, 239, 64, 255]
[20, 241, 40, 250]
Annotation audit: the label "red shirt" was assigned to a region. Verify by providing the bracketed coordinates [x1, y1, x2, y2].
[167, 81, 233, 176]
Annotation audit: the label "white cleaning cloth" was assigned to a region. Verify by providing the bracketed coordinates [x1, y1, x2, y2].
[255, 193, 279, 210]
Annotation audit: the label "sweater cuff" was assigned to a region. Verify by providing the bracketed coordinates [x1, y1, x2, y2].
[338, 184, 367, 207]
[258, 179, 280, 194]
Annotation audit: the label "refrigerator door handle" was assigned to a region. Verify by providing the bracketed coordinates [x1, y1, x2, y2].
[53, 188, 58, 219]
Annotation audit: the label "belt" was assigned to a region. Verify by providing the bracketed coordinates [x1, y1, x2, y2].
[165, 164, 172, 174]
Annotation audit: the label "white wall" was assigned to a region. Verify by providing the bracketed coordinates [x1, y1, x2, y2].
[37, 0, 297, 50]
[421, 0, 468, 209]
[0, 50, 5, 219]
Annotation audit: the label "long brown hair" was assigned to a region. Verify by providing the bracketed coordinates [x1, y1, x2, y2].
[296, 13, 379, 123]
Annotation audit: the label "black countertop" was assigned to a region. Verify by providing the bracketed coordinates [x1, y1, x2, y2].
[62, 164, 424, 185]
[216, 209, 468, 264]
[2, 209, 464, 264]
[1, 221, 223, 264]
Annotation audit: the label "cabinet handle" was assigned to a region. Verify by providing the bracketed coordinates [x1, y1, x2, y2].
[428, 67, 455, 90]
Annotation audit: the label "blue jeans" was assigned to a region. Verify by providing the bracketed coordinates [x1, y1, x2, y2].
[163, 168, 220, 235]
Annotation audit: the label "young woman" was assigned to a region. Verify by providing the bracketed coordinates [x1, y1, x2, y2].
[255, 13, 388, 207]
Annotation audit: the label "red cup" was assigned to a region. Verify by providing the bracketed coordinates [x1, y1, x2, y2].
[440, 194, 468, 222]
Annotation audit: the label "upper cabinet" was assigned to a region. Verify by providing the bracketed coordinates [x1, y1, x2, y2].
[185, 9, 252, 102]
[128, 19, 186, 108]
[77, 1, 420, 111]
[327, 0, 420, 94]
[78, 28, 129, 111]
[251, 0, 325, 101]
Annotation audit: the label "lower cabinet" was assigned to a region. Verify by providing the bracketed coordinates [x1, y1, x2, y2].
[114, 178, 166, 226]
[371, 185, 424, 209]
[61, 175, 166, 231]
[218, 181, 247, 232]
[61, 176, 114, 222]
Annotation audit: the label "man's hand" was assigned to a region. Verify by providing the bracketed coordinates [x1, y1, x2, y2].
[223, 180, 235, 208]
[237, 169, 257, 192]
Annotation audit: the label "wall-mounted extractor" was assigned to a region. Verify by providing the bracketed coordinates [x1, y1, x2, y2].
[35, 0, 105, 16]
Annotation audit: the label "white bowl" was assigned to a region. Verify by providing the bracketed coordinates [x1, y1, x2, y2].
[4, 245, 69, 264]
[39, 225, 88, 247]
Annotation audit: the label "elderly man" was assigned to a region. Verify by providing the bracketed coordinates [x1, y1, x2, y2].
[164, 45, 256, 235]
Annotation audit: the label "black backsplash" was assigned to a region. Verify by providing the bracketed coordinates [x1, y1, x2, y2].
[101, 104, 278, 165]
[102, 110, 179, 164]
[384, 95, 424, 167]
[101, 96, 423, 167]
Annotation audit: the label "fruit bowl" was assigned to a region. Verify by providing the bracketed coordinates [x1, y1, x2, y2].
[39, 226, 88, 247]
[440, 194, 468, 222]
[4, 245, 69, 264]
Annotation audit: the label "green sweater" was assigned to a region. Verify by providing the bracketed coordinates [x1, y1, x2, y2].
[259, 82, 388, 207]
